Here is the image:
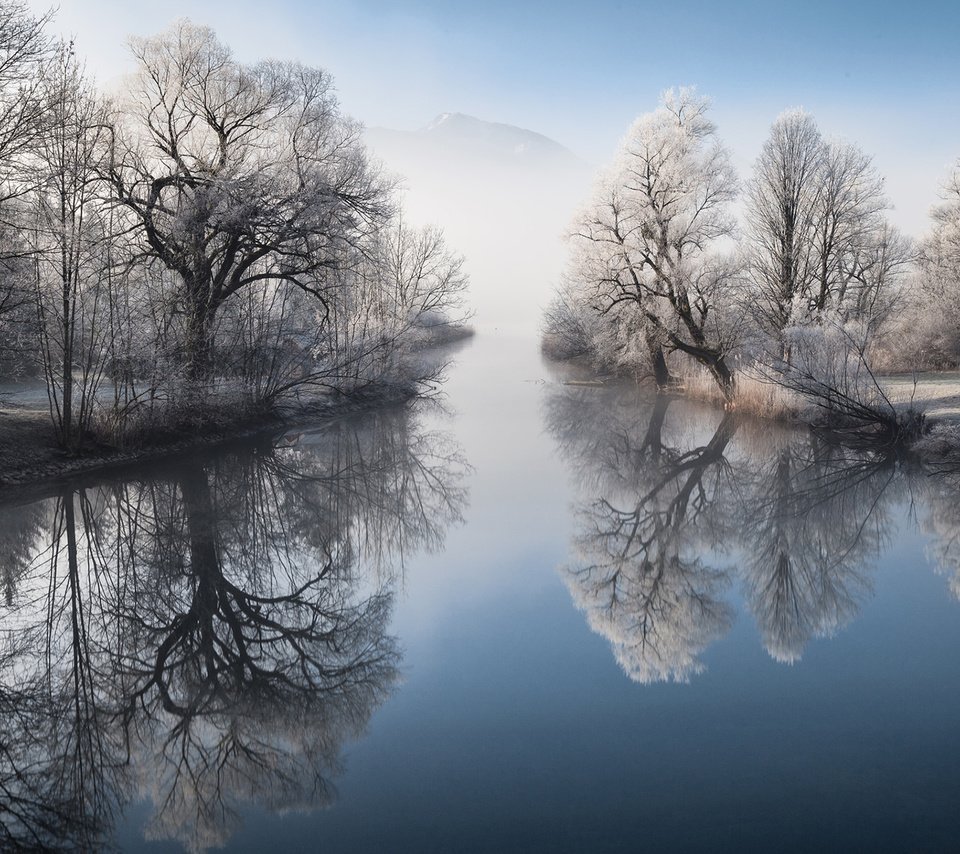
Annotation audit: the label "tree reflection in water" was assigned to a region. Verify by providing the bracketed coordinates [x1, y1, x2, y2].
[545, 382, 917, 682]
[0, 406, 468, 851]
[919, 472, 960, 602]
[738, 437, 892, 663]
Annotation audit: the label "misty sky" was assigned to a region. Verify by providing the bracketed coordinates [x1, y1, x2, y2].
[29, 0, 960, 234]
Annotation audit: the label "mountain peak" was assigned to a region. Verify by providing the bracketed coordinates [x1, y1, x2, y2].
[414, 112, 580, 164]
[422, 111, 458, 131]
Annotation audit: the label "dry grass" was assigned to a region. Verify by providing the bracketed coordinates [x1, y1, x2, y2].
[92, 386, 266, 450]
[679, 367, 803, 421]
[0, 408, 59, 459]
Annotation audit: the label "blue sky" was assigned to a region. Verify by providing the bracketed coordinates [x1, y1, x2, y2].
[29, 0, 960, 232]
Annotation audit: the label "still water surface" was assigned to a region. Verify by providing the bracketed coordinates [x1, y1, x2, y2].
[3, 334, 960, 852]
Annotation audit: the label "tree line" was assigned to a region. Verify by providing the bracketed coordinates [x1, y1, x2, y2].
[543, 87, 960, 436]
[0, 6, 471, 452]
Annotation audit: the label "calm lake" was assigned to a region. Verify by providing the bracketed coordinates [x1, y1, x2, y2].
[3, 333, 960, 852]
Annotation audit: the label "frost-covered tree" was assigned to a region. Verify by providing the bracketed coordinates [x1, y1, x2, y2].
[108, 20, 392, 378]
[808, 141, 904, 327]
[924, 165, 960, 294]
[746, 110, 910, 355]
[0, 1, 51, 185]
[896, 163, 960, 368]
[30, 45, 115, 448]
[745, 110, 822, 346]
[0, 1, 53, 364]
[380, 220, 470, 334]
[0, 16, 472, 446]
[558, 88, 741, 395]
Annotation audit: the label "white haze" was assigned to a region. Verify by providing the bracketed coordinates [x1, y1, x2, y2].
[365, 113, 593, 335]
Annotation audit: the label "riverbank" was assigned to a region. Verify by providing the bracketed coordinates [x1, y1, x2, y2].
[0, 331, 475, 496]
[0, 380, 427, 500]
[554, 356, 960, 465]
[676, 366, 960, 423]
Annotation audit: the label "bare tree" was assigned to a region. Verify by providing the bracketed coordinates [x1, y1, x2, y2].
[0, 1, 53, 364]
[808, 140, 889, 321]
[745, 109, 822, 349]
[924, 165, 960, 291]
[900, 162, 960, 368]
[381, 219, 470, 335]
[30, 45, 114, 449]
[758, 322, 926, 449]
[746, 110, 910, 357]
[0, 1, 52, 186]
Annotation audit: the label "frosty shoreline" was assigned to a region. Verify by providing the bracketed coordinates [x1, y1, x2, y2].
[0, 380, 422, 499]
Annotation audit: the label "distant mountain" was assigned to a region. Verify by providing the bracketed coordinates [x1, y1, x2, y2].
[362, 113, 593, 334]
[365, 112, 586, 173]
[419, 112, 582, 164]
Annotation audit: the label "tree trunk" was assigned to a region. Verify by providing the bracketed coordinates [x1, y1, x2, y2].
[650, 344, 674, 389]
[707, 354, 736, 401]
[60, 268, 74, 448]
[641, 393, 671, 457]
[61, 340, 73, 448]
[780, 338, 793, 367]
[185, 296, 215, 381]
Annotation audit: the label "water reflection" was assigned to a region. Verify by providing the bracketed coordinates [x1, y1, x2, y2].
[545, 383, 923, 681]
[739, 437, 893, 663]
[0, 406, 468, 851]
[922, 478, 960, 601]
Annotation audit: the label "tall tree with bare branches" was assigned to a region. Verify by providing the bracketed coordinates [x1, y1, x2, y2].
[108, 20, 392, 378]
